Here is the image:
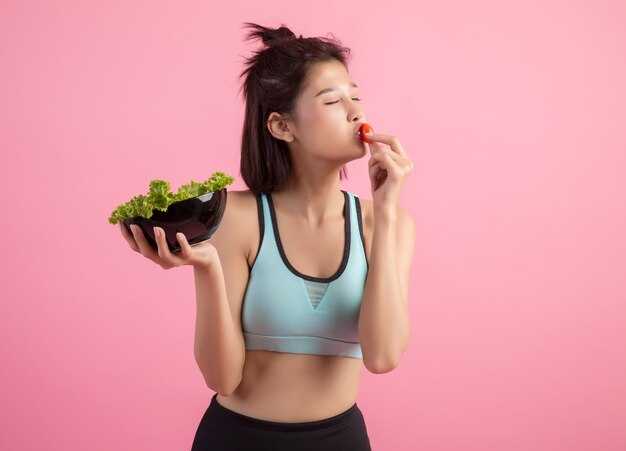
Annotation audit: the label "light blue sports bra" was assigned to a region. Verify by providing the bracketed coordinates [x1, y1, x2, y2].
[241, 190, 369, 359]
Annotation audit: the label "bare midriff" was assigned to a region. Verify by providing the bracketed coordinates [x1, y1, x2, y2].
[216, 349, 362, 423]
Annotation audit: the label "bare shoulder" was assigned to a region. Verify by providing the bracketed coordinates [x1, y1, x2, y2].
[222, 189, 258, 218]
[213, 189, 258, 261]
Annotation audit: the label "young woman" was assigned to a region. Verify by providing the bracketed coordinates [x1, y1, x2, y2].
[119, 22, 415, 451]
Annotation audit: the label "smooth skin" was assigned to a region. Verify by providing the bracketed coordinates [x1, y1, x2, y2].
[119, 59, 416, 422]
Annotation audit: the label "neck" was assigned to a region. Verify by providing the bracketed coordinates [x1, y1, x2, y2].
[272, 165, 345, 227]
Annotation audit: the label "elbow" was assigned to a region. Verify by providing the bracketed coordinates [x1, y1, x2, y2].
[207, 376, 241, 397]
[199, 367, 243, 396]
[360, 327, 409, 374]
[362, 341, 407, 374]
[209, 371, 242, 396]
[215, 385, 236, 397]
[364, 354, 400, 374]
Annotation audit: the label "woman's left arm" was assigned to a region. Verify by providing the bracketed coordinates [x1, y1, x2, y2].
[358, 131, 416, 374]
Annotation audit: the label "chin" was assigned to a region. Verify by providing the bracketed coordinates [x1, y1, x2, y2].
[354, 140, 369, 157]
[343, 142, 368, 163]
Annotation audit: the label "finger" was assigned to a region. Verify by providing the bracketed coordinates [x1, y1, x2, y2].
[370, 152, 400, 173]
[153, 226, 184, 267]
[384, 151, 408, 177]
[364, 133, 408, 158]
[130, 224, 159, 260]
[119, 222, 140, 252]
[368, 160, 380, 181]
[371, 148, 414, 176]
[371, 152, 402, 180]
[368, 158, 385, 183]
[175, 231, 192, 260]
[371, 147, 402, 162]
[380, 152, 401, 174]
[369, 163, 386, 191]
[155, 227, 186, 267]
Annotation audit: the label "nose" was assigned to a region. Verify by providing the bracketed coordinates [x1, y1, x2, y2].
[351, 109, 364, 123]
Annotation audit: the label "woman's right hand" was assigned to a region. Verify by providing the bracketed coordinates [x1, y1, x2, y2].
[119, 222, 218, 270]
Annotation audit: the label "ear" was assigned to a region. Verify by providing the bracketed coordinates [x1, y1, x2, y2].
[266, 112, 295, 143]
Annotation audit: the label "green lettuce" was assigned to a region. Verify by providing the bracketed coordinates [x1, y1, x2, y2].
[108, 171, 234, 224]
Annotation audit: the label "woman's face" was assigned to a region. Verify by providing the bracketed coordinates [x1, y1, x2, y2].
[271, 60, 369, 164]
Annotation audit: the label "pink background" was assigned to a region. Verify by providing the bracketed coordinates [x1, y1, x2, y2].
[2, 1, 625, 449]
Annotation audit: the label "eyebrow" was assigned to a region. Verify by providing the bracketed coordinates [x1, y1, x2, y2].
[314, 82, 359, 97]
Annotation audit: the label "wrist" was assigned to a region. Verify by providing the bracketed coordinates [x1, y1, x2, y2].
[192, 248, 220, 272]
[374, 204, 397, 222]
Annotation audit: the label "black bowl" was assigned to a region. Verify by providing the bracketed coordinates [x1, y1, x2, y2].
[123, 188, 227, 253]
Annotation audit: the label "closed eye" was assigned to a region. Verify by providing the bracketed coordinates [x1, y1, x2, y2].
[324, 98, 362, 105]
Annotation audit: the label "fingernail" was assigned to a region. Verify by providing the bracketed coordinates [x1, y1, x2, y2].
[154, 227, 159, 238]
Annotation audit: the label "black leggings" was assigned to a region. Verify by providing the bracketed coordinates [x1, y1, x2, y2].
[191, 393, 372, 451]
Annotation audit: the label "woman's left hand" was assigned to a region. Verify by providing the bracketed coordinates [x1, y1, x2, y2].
[365, 131, 414, 210]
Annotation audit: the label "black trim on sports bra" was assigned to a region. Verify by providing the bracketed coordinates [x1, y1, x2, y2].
[354, 196, 370, 271]
[249, 192, 265, 272]
[267, 190, 351, 283]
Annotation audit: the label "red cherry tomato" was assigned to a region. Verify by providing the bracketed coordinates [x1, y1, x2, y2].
[359, 123, 374, 143]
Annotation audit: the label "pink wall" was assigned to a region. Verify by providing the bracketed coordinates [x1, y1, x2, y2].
[2, 0, 625, 449]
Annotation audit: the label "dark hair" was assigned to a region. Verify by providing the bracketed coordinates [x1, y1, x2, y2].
[237, 22, 353, 195]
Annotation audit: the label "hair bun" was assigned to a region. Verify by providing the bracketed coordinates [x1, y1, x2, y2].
[241, 22, 304, 49]
[262, 26, 299, 46]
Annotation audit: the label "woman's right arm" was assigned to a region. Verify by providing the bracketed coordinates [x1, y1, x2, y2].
[192, 233, 248, 396]
[119, 191, 251, 396]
